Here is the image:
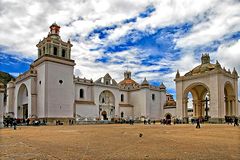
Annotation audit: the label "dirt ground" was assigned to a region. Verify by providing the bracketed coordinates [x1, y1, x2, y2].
[0, 124, 239, 160]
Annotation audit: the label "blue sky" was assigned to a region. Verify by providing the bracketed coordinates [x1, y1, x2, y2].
[0, 0, 240, 98]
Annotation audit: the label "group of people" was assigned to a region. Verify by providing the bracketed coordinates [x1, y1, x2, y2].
[225, 116, 239, 126]
[3, 117, 17, 130]
[143, 119, 156, 125]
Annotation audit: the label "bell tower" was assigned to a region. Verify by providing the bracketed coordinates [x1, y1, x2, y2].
[36, 23, 72, 60]
[32, 23, 75, 122]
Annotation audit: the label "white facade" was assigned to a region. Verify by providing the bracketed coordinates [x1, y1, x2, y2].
[0, 83, 4, 127]
[175, 54, 239, 123]
[5, 24, 174, 122]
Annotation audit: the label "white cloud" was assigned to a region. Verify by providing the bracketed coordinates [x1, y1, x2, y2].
[0, 0, 239, 99]
[176, 0, 240, 48]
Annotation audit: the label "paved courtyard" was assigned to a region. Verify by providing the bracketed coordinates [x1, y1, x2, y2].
[0, 124, 239, 160]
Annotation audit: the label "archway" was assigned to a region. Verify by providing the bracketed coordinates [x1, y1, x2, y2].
[165, 113, 171, 119]
[99, 90, 115, 120]
[101, 111, 107, 120]
[224, 82, 236, 116]
[17, 84, 29, 119]
[183, 83, 210, 120]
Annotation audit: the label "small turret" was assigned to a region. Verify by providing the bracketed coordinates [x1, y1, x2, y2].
[141, 77, 149, 86]
[201, 53, 210, 64]
[215, 60, 222, 70]
[176, 70, 180, 78]
[159, 82, 166, 91]
[124, 71, 131, 79]
[232, 67, 238, 77]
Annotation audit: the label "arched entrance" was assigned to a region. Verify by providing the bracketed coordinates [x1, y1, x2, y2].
[101, 111, 107, 120]
[224, 82, 236, 116]
[99, 90, 115, 120]
[165, 113, 171, 120]
[17, 84, 29, 119]
[183, 83, 210, 120]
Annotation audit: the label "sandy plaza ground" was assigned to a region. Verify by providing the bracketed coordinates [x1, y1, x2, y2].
[0, 124, 239, 160]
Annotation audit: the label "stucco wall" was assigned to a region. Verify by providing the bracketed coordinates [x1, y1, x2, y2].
[45, 61, 74, 118]
[75, 104, 98, 119]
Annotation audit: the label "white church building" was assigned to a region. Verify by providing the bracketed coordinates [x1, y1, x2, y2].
[4, 23, 176, 123]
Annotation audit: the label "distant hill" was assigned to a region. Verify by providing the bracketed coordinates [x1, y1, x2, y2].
[0, 71, 14, 85]
[0, 71, 14, 103]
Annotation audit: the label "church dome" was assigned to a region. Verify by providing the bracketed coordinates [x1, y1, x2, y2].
[184, 54, 220, 76]
[118, 78, 138, 86]
[118, 71, 139, 89]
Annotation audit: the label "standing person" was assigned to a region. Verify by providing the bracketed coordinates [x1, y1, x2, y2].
[13, 119, 17, 130]
[26, 118, 30, 126]
[196, 118, 200, 129]
[234, 117, 239, 127]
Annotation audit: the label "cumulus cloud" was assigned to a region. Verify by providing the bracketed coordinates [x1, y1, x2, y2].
[0, 0, 239, 98]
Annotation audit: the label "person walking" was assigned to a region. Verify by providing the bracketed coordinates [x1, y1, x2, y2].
[234, 117, 239, 127]
[196, 118, 200, 129]
[13, 119, 17, 130]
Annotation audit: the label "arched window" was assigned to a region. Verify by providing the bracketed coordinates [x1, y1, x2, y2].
[80, 89, 84, 98]
[62, 49, 66, 57]
[152, 94, 155, 101]
[54, 47, 58, 55]
[38, 49, 41, 56]
[121, 94, 124, 102]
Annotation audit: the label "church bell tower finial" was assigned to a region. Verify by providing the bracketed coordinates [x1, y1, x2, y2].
[50, 22, 60, 35]
[201, 53, 210, 64]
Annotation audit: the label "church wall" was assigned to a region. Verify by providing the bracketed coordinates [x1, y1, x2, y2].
[149, 90, 162, 120]
[35, 63, 46, 118]
[6, 82, 15, 113]
[129, 89, 146, 119]
[45, 61, 74, 118]
[0, 91, 4, 127]
[163, 107, 176, 118]
[75, 84, 93, 101]
[75, 104, 98, 119]
[119, 106, 133, 119]
[119, 91, 129, 103]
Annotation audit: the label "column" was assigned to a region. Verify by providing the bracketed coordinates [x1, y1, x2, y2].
[192, 100, 197, 117]
[230, 100, 233, 116]
[183, 98, 188, 118]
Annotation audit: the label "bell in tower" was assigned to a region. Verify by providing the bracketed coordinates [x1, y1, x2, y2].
[36, 23, 73, 60]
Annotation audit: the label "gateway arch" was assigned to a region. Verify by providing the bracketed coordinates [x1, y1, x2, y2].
[175, 54, 239, 123]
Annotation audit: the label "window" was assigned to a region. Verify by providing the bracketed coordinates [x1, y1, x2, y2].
[59, 80, 63, 84]
[106, 81, 109, 85]
[152, 94, 155, 101]
[121, 94, 124, 102]
[54, 47, 58, 55]
[102, 98, 105, 103]
[62, 49, 66, 57]
[26, 89, 28, 97]
[121, 112, 124, 118]
[43, 47, 45, 54]
[80, 89, 84, 98]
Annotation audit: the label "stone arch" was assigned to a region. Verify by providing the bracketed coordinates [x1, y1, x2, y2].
[165, 113, 172, 119]
[17, 83, 29, 119]
[224, 81, 236, 116]
[99, 90, 115, 120]
[183, 82, 210, 119]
